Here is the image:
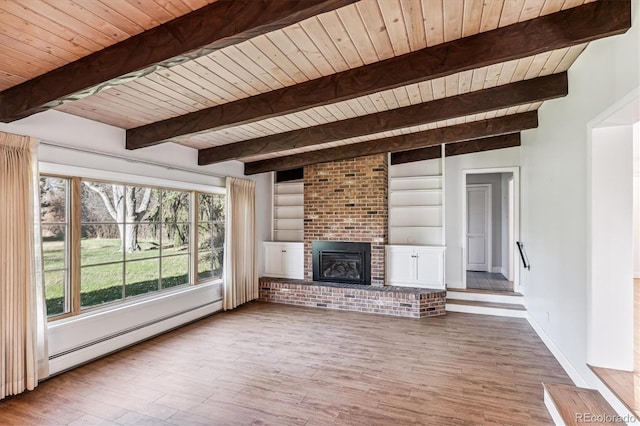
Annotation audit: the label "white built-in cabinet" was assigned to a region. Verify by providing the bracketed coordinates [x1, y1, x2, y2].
[263, 242, 304, 279]
[386, 155, 446, 288]
[273, 180, 303, 242]
[385, 245, 445, 288]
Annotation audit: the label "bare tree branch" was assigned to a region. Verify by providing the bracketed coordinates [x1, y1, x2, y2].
[84, 181, 118, 220]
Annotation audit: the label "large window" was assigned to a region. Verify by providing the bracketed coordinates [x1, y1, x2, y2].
[39, 175, 225, 318]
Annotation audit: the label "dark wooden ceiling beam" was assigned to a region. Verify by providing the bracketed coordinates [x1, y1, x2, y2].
[243, 112, 537, 174]
[390, 133, 521, 165]
[390, 146, 442, 165]
[128, 0, 630, 149]
[0, 0, 357, 123]
[445, 133, 522, 157]
[202, 72, 565, 165]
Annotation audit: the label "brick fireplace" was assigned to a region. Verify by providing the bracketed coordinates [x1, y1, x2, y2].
[303, 154, 388, 286]
[259, 153, 446, 318]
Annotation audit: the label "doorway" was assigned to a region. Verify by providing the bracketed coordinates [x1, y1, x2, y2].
[462, 168, 520, 293]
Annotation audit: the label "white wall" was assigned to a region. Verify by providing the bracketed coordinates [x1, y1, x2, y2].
[520, 0, 639, 386]
[589, 125, 634, 370]
[0, 110, 273, 374]
[634, 122, 640, 279]
[445, 148, 520, 288]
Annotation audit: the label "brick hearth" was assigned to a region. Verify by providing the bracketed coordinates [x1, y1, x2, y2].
[303, 154, 388, 285]
[259, 277, 446, 318]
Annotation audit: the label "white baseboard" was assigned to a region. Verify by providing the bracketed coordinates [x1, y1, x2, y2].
[491, 267, 502, 273]
[526, 313, 589, 388]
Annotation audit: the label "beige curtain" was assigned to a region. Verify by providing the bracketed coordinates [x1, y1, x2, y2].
[0, 131, 49, 400]
[223, 177, 258, 310]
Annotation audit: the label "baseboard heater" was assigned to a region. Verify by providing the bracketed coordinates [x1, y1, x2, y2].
[49, 298, 222, 361]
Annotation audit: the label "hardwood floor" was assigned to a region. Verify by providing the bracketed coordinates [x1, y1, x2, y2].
[0, 302, 572, 425]
[467, 271, 515, 292]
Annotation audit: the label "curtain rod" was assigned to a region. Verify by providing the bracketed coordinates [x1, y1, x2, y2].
[38, 140, 227, 180]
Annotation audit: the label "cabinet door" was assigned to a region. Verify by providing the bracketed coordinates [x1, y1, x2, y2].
[282, 245, 304, 279]
[264, 244, 284, 276]
[386, 248, 416, 284]
[415, 249, 444, 288]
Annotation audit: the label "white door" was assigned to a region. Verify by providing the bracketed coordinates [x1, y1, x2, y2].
[467, 185, 491, 272]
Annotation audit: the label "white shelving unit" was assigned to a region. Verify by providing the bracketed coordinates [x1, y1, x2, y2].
[388, 156, 445, 246]
[273, 180, 303, 242]
[387, 154, 446, 288]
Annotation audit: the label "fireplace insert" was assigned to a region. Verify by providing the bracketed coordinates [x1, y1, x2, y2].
[312, 241, 371, 285]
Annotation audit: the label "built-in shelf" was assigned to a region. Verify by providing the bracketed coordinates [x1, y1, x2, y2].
[273, 180, 303, 242]
[388, 155, 445, 246]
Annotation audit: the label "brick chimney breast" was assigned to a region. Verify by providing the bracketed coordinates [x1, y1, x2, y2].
[303, 154, 388, 286]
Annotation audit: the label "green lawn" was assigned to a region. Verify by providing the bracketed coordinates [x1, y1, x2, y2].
[43, 238, 221, 316]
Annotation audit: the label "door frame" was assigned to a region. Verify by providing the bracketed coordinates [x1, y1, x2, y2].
[462, 167, 521, 293]
[466, 184, 492, 273]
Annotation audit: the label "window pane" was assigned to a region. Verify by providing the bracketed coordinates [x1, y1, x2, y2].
[81, 264, 124, 307]
[164, 223, 190, 254]
[211, 248, 223, 278]
[198, 193, 213, 220]
[198, 223, 212, 250]
[40, 177, 67, 223]
[44, 270, 66, 316]
[162, 190, 189, 223]
[125, 223, 160, 260]
[211, 221, 225, 250]
[198, 248, 223, 281]
[197, 250, 213, 281]
[81, 225, 123, 265]
[125, 186, 159, 223]
[42, 226, 66, 271]
[197, 192, 225, 283]
[81, 181, 122, 222]
[161, 255, 189, 289]
[125, 258, 160, 297]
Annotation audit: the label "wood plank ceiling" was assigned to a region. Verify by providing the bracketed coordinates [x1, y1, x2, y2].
[0, 0, 632, 172]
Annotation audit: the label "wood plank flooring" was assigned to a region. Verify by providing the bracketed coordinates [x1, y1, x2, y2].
[544, 383, 619, 425]
[0, 302, 572, 425]
[589, 365, 639, 417]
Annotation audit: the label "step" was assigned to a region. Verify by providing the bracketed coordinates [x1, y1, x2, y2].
[543, 383, 621, 425]
[445, 298, 526, 318]
[447, 289, 524, 304]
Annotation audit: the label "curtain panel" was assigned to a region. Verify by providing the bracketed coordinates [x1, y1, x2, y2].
[0, 131, 49, 400]
[223, 177, 258, 310]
